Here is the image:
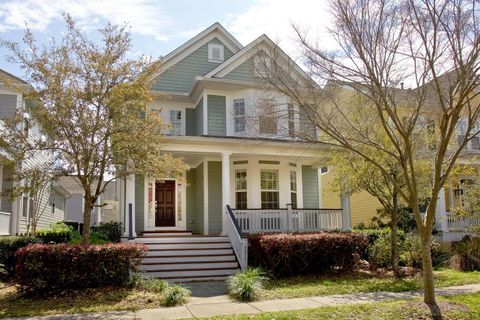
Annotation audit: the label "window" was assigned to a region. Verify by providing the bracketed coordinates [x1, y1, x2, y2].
[22, 196, 28, 218]
[233, 99, 246, 133]
[321, 166, 329, 174]
[258, 100, 277, 134]
[235, 170, 247, 209]
[261, 169, 279, 209]
[169, 110, 182, 136]
[254, 54, 271, 77]
[290, 171, 297, 209]
[288, 103, 295, 138]
[208, 43, 224, 63]
[51, 194, 55, 215]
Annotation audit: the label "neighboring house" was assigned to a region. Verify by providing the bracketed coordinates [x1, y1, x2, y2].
[118, 23, 350, 281]
[0, 69, 70, 235]
[59, 176, 119, 227]
[320, 76, 480, 242]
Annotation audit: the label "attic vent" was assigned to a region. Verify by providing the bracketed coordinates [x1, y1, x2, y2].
[208, 43, 224, 63]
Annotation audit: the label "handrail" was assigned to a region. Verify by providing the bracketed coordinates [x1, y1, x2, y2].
[226, 205, 248, 270]
[226, 205, 245, 238]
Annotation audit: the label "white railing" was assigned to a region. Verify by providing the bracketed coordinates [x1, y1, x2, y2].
[0, 211, 11, 235]
[447, 212, 480, 232]
[233, 205, 343, 234]
[226, 205, 248, 270]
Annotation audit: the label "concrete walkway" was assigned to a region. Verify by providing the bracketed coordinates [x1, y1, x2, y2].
[9, 283, 480, 320]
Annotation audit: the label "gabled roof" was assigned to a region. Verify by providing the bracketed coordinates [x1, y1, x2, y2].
[0, 68, 29, 86]
[204, 34, 314, 84]
[154, 22, 243, 78]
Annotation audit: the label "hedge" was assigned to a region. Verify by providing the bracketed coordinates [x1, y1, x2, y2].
[451, 236, 480, 271]
[91, 222, 122, 243]
[15, 243, 147, 294]
[248, 232, 369, 277]
[0, 236, 40, 279]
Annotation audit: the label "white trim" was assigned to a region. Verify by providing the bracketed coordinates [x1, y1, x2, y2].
[208, 43, 225, 63]
[203, 161, 209, 235]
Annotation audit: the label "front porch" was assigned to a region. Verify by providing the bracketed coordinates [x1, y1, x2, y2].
[119, 151, 350, 238]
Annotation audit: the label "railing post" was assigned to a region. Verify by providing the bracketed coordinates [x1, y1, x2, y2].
[286, 204, 292, 232]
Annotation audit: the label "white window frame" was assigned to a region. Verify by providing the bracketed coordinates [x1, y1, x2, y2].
[169, 110, 182, 136]
[208, 43, 224, 63]
[233, 99, 246, 134]
[235, 170, 248, 209]
[260, 169, 279, 209]
[290, 171, 297, 208]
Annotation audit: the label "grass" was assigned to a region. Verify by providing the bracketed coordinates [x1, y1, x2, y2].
[0, 282, 164, 318]
[261, 268, 480, 300]
[200, 293, 480, 319]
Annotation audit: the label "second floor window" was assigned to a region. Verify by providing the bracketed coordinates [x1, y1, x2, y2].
[233, 99, 246, 134]
[288, 103, 295, 138]
[208, 43, 224, 63]
[259, 100, 277, 135]
[169, 110, 182, 136]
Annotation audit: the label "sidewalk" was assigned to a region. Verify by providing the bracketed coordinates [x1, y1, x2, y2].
[8, 283, 480, 320]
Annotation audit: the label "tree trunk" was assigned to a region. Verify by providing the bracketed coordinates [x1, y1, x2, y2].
[82, 195, 93, 243]
[420, 231, 442, 319]
[391, 191, 401, 278]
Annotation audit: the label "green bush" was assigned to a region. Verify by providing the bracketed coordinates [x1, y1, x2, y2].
[0, 236, 40, 279]
[91, 222, 122, 243]
[129, 273, 168, 293]
[161, 285, 191, 307]
[451, 236, 480, 271]
[37, 222, 73, 243]
[227, 268, 267, 302]
[368, 234, 392, 269]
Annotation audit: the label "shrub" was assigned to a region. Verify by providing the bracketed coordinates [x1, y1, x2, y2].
[451, 236, 480, 271]
[129, 273, 168, 293]
[161, 285, 191, 307]
[248, 232, 369, 277]
[15, 243, 147, 294]
[227, 267, 267, 301]
[36, 222, 73, 243]
[0, 236, 40, 279]
[368, 234, 392, 269]
[91, 222, 122, 243]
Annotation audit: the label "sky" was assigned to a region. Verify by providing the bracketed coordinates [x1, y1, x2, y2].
[0, 0, 336, 80]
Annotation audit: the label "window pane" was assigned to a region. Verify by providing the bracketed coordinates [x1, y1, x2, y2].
[236, 192, 247, 209]
[291, 192, 297, 209]
[169, 110, 181, 136]
[261, 191, 279, 209]
[235, 170, 247, 191]
[234, 99, 246, 133]
[290, 171, 297, 192]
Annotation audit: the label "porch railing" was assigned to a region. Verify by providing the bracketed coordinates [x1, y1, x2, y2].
[226, 205, 248, 270]
[232, 206, 343, 234]
[0, 211, 11, 235]
[446, 212, 480, 232]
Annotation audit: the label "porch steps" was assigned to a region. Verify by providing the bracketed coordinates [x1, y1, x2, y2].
[136, 233, 240, 282]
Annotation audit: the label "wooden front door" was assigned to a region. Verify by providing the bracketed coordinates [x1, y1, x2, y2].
[155, 180, 176, 227]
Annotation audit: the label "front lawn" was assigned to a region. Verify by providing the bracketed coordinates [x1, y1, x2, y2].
[201, 293, 480, 320]
[0, 281, 162, 318]
[261, 268, 480, 300]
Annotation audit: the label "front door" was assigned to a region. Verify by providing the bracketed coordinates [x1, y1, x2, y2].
[155, 180, 176, 227]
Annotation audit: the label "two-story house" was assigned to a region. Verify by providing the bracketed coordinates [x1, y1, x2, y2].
[0, 68, 70, 236]
[120, 23, 350, 281]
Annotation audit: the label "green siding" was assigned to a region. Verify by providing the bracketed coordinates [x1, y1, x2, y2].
[302, 165, 319, 208]
[135, 175, 145, 234]
[186, 163, 204, 234]
[207, 95, 226, 136]
[195, 98, 204, 136]
[185, 108, 196, 136]
[208, 161, 223, 235]
[153, 38, 234, 93]
[224, 57, 256, 82]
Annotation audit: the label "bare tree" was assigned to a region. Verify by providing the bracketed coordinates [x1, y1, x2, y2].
[261, 0, 480, 317]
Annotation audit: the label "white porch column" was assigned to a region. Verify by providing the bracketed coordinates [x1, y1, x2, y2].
[123, 174, 136, 238]
[435, 187, 448, 232]
[341, 193, 352, 230]
[222, 153, 231, 235]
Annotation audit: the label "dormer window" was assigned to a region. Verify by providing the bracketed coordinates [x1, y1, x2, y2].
[208, 43, 224, 63]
